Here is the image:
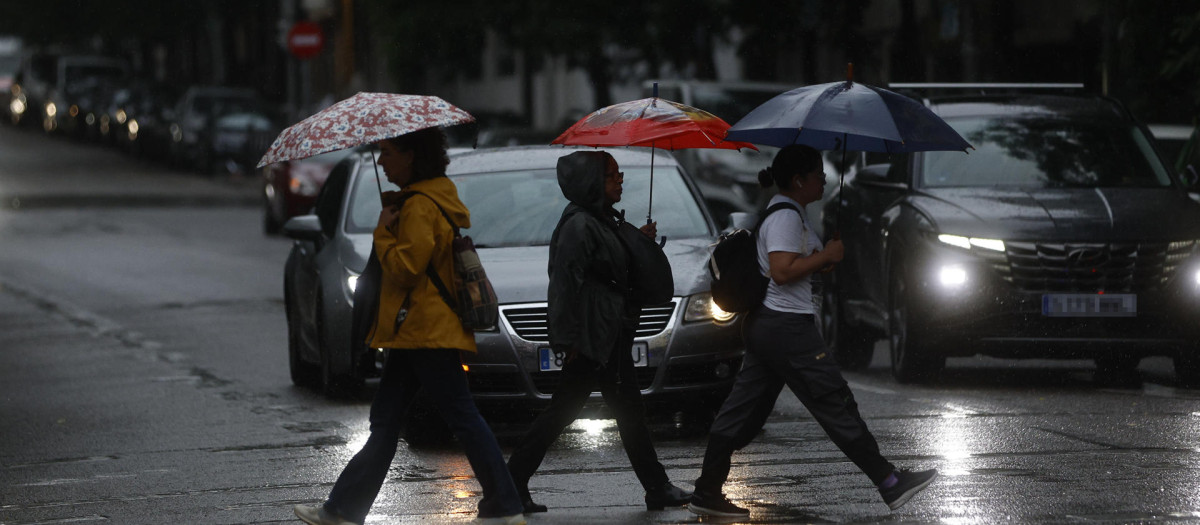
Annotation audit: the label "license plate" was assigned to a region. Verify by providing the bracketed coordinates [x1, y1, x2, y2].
[539, 342, 649, 371]
[1042, 293, 1136, 317]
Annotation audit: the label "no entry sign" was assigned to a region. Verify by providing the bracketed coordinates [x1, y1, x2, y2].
[287, 21, 324, 60]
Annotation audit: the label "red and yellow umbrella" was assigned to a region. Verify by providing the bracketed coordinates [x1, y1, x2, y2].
[553, 95, 755, 223]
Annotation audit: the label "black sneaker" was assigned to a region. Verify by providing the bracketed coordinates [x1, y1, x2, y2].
[879, 468, 938, 510]
[689, 491, 750, 518]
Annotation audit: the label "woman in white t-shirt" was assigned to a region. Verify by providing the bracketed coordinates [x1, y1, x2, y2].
[690, 145, 937, 518]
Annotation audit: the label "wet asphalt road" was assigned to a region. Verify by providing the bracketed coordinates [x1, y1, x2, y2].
[1, 125, 1199, 524]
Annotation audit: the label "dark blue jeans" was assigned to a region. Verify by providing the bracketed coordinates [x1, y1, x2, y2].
[324, 348, 522, 522]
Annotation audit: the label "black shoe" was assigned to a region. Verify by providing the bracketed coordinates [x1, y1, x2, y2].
[688, 491, 749, 517]
[644, 482, 691, 510]
[520, 498, 547, 514]
[879, 468, 938, 510]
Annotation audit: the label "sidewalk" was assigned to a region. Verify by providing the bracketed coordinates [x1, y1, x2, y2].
[0, 124, 260, 209]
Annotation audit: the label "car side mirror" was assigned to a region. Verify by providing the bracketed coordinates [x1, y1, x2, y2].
[283, 215, 323, 242]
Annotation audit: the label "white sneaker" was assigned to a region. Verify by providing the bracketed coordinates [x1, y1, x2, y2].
[474, 513, 527, 525]
[294, 504, 361, 525]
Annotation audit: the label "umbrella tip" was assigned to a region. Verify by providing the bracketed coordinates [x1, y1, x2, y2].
[653, 82, 658, 98]
[846, 63, 854, 84]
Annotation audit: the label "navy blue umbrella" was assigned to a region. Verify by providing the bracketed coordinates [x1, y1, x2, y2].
[725, 72, 971, 233]
[725, 80, 971, 153]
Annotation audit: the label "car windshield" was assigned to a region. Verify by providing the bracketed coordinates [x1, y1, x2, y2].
[921, 116, 1173, 188]
[345, 161, 712, 245]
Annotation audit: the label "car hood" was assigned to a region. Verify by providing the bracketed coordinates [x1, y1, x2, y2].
[340, 234, 714, 304]
[912, 187, 1200, 241]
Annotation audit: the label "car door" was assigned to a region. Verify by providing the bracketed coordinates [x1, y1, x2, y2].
[840, 156, 912, 324]
[292, 158, 353, 356]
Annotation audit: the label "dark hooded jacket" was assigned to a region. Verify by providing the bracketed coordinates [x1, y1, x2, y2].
[547, 151, 634, 364]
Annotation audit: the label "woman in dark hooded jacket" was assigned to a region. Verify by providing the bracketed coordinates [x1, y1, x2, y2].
[506, 150, 691, 514]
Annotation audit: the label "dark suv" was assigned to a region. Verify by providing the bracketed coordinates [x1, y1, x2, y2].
[822, 86, 1200, 385]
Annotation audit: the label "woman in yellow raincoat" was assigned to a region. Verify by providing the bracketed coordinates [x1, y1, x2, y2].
[294, 128, 525, 525]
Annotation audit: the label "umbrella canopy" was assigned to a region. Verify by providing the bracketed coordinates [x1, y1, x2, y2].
[257, 92, 474, 168]
[553, 95, 755, 224]
[553, 96, 756, 151]
[725, 80, 971, 153]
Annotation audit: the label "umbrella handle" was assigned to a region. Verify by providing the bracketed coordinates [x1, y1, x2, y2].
[647, 141, 654, 224]
[371, 149, 384, 204]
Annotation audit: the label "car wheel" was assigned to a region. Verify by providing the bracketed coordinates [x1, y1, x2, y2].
[1174, 352, 1200, 388]
[316, 294, 363, 398]
[286, 293, 320, 387]
[888, 267, 944, 383]
[822, 279, 875, 370]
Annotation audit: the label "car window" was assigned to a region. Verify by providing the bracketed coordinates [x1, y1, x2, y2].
[345, 159, 400, 234]
[344, 163, 712, 244]
[921, 116, 1173, 188]
[689, 85, 782, 122]
[317, 159, 360, 237]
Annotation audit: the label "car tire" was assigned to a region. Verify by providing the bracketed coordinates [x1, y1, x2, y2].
[822, 279, 875, 371]
[1175, 352, 1200, 388]
[888, 267, 945, 383]
[316, 293, 363, 398]
[286, 293, 319, 387]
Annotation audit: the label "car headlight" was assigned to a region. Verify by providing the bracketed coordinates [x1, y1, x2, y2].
[937, 233, 1005, 252]
[938, 264, 968, 287]
[346, 268, 360, 294]
[685, 292, 736, 323]
[44, 101, 56, 117]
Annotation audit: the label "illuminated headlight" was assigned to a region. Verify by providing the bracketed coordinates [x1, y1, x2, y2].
[127, 119, 139, 134]
[938, 264, 968, 287]
[346, 268, 360, 294]
[115, 109, 127, 124]
[685, 292, 736, 323]
[1194, 268, 1200, 286]
[9, 97, 24, 115]
[938, 234, 1005, 252]
[44, 102, 56, 117]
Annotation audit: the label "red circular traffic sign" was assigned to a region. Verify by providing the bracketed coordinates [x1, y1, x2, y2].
[287, 21, 325, 60]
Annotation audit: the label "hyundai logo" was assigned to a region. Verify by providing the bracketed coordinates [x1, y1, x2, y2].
[1066, 247, 1108, 268]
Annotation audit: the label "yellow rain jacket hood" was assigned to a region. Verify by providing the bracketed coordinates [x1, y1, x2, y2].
[368, 176, 476, 352]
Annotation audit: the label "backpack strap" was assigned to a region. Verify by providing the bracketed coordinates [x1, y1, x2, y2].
[400, 191, 460, 311]
[753, 202, 801, 236]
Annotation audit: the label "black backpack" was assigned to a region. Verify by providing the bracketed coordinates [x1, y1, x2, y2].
[708, 202, 800, 313]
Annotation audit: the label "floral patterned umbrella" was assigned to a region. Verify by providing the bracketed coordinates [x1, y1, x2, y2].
[256, 92, 474, 168]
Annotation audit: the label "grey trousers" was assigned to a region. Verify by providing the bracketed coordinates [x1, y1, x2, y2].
[694, 307, 895, 494]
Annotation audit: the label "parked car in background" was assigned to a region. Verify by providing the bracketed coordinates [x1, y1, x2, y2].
[104, 82, 178, 159]
[210, 109, 279, 176]
[282, 146, 744, 442]
[261, 147, 356, 234]
[823, 85, 1200, 386]
[167, 86, 261, 172]
[0, 48, 21, 124]
[41, 54, 128, 135]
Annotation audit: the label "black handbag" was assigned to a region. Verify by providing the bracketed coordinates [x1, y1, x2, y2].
[613, 216, 674, 306]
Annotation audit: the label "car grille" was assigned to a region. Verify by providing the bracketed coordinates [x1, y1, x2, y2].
[502, 301, 677, 341]
[531, 367, 657, 394]
[1001, 240, 1197, 293]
